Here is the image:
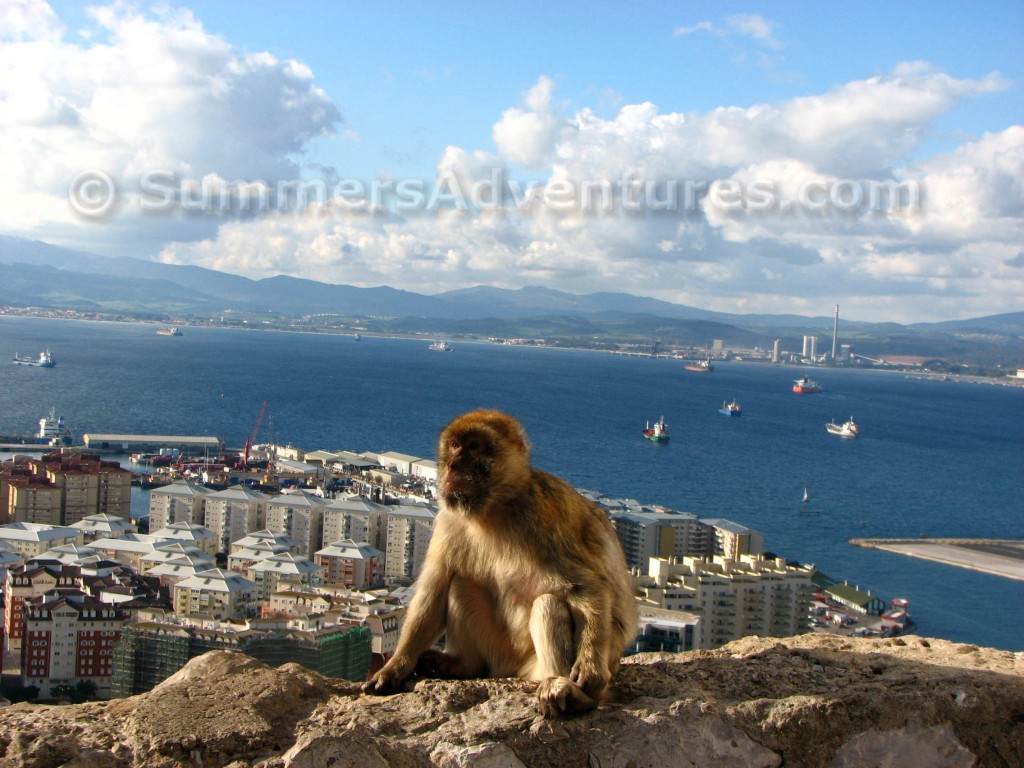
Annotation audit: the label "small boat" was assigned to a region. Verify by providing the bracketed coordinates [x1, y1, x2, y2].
[684, 359, 713, 372]
[156, 327, 181, 336]
[718, 399, 742, 416]
[792, 377, 821, 394]
[802, 487, 809, 503]
[12, 349, 56, 367]
[643, 415, 670, 442]
[826, 416, 859, 438]
[429, 340, 453, 352]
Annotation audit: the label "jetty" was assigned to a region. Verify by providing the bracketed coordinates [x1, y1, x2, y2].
[850, 538, 1024, 582]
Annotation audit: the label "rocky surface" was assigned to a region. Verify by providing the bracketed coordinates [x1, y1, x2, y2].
[1, 633, 1022, 768]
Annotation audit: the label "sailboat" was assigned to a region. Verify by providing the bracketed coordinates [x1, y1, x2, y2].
[802, 487, 809, 503]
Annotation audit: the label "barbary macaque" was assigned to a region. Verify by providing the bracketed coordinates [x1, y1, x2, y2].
[362, 409, 637, 717]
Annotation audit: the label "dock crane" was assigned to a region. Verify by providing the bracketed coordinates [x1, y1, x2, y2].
[242, 400, 268, 468]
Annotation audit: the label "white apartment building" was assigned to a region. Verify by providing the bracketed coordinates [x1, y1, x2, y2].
[0, 523, 84, 560]
[172, 568, 257, 621]
[321, 495, 389, 553]
[634, 554, 814, 649]
[149, 522, 219, 558]
[70, 513, 136, 542]
[607, 508, 706, 571]
[203, 487, 268, 553]
[246, 553, 324, 600]
[145, 555, 217, 587]
[264, 490, 329, 558]
[383, 504, 436, 584]
[147, 482, 213, 531]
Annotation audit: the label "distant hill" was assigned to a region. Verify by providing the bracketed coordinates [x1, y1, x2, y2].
[0, 235, 1021, 365]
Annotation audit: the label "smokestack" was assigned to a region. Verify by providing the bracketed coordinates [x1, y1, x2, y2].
[831, 304, 839, 359]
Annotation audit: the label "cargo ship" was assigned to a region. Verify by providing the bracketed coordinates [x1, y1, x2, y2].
[826, 416, 859, 438]
[156, 327, 182, 336]
[684, 359, 713, 372]
[643, 415, 670, 442]
[12, 349, 56, 367]
[792, 377, 822, 394]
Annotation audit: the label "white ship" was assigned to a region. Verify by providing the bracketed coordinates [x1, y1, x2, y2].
[826, 417, 859, 438]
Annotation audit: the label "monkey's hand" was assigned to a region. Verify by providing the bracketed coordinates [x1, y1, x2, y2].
[569, 655, 611, 701]
[361, 657, 414, 696]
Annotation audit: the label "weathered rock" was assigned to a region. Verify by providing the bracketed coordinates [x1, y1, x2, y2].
[0, 634, 1021, 768]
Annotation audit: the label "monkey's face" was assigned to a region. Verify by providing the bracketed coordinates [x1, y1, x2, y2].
[437, 410, 530, 513]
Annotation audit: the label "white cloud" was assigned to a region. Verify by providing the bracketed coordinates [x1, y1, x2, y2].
[673, 14, 780, 49]
[0, 2, 340, 242]
[0, 4, 1018, 323]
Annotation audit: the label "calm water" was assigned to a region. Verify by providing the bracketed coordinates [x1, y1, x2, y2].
[1, 316, 1022, 650]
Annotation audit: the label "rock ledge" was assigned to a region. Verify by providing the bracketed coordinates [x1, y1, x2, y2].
[1, 633, 1021, 767]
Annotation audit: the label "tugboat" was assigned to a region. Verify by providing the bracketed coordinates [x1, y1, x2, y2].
[12, 349, 56, 367]
[718, 399, 742, 416]
[643, 415, 670, 442]
[826, 416, 859, 438]
[792, 377, 822, 394]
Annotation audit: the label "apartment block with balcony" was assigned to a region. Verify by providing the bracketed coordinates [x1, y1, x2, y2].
[147, 481, 213, 532]
[246, 552, 324, 600]
[633, 554, 814, 649]
[172, 568, 258, 621]
[203, 486, 268, 554]
[321, 495, 389, 555]
[383, 504, 436, 585]
[148, 522, 219, 558]
[314, 538, 384, 589]
[264, 490, 329, 558]
[20, 593, 128, 699]
[0, 522, 84, 561]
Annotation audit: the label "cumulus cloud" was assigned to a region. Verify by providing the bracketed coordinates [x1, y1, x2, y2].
[0, 1, 340, 243]
[0, 2, 1019, 322]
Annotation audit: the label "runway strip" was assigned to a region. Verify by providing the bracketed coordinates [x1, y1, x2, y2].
[849, 539, 1024, 582]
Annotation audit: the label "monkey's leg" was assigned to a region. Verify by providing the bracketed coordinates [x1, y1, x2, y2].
[530, 593, 598, 717]
[416, 575, 507, 679]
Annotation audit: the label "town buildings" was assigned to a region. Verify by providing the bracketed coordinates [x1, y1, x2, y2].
[147, 481, 212, 531]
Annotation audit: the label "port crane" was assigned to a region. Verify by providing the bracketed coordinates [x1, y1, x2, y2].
[243, 400, 268, 468]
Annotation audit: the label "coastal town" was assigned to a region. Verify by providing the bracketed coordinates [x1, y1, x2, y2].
[1, 429, 914, 704]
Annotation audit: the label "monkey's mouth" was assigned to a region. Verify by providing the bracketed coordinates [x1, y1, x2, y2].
[441, 468, 485, 504]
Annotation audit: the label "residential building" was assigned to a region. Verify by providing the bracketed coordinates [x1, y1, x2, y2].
[229, 529, 299, 555]
[633, 554, 814, 649]
[314, 539, 384, 589]
[35, 452, 132, 525]
[20, 593, 128, 699]
[322, 495, 389, 554]
[203, 487, 268, 553]
[607, 507, 706, 571]
[633, 607, 702, 654]
[374, 452, 422, 476]
[148, 522, 219, 558]
[383, 504, 437, 584]
[172, 568, 258, 620]
[7, 479, 63, 525]
[147, 481, 213, 531]
[701, 518, 764, 559]
[88, 534, 178, 573]
[246, 552, 324, 600]
[144, 555, 218, 588]
[0, 523, 84, 561]
[264, 490, 329, 558]
[70, 513, 136, 542]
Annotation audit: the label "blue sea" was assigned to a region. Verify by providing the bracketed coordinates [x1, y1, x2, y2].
[1, 315, 1022, 651]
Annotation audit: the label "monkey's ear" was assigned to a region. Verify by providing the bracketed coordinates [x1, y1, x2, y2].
[493, 411, 530, 456]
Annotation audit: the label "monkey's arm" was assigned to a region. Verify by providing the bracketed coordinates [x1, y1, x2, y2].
[362, 562, 452, 695]
[566, 579, 614, 698]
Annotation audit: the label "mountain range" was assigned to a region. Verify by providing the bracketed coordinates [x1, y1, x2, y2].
[1, 235, 1022, 365]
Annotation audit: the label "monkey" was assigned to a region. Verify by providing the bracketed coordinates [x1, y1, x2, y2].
[362, 409, 638, 717]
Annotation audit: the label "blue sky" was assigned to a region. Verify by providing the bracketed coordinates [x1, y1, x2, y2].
[4, 1, 1023, 321]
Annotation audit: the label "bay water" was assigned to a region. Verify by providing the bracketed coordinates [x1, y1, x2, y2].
[1, 316, 1021, 650]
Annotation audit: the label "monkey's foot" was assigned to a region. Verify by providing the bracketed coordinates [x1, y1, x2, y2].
[536, 676, 597, 718]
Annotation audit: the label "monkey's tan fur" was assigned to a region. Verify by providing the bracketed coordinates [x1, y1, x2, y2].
[362, 409, 638, 717]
